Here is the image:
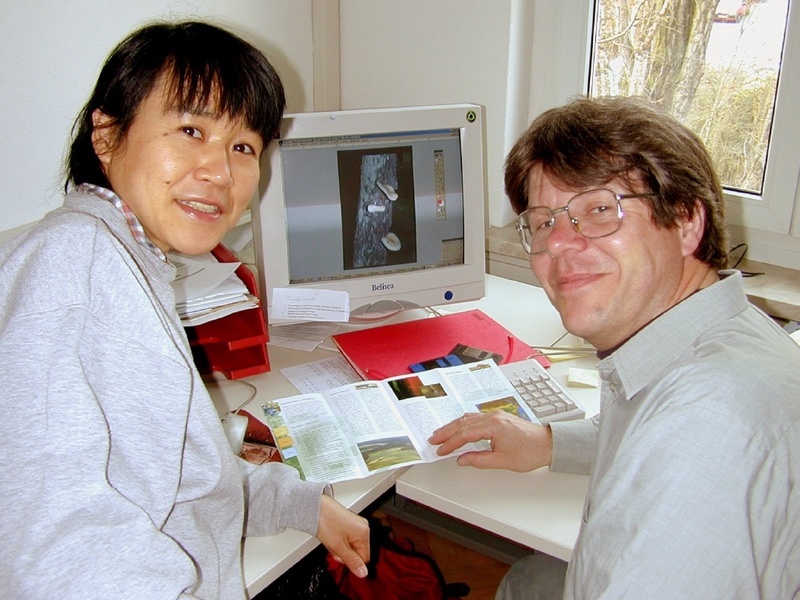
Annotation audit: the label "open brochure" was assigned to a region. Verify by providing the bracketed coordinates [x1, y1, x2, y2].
[260, 359, 540, 483]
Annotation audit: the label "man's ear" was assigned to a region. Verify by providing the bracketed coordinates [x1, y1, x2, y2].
[678, 201, 707, 258]
[91, 109, 116, 168]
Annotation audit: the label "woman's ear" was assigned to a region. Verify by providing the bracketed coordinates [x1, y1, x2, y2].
[91, 109, 116, 169]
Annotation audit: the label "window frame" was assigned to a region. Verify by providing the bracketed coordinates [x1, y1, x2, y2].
[527, 0, 800, 240]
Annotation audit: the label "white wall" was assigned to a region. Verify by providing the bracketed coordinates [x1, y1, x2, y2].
[0, 0, 554, 240]
[11, 0, 792, 270]
[338, 0, 514, 227]
[0, 0, 316, 233]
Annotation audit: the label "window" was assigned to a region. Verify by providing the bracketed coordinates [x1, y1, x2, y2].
[586, 0, 799, 237]
[524, 0, 800, 269]
[592, 0, 788, 197]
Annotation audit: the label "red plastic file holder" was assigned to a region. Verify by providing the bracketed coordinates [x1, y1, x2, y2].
[183, 244, 271, 379]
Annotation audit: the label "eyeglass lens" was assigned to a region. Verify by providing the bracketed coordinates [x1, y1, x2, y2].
[518, 189, 622, 254]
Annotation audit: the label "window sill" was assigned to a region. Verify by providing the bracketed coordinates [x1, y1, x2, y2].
[737, 259, 800, 323]
[485, 225, 800, 323]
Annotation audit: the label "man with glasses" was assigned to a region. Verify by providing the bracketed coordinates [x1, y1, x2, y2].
[430, 97, 800, 599]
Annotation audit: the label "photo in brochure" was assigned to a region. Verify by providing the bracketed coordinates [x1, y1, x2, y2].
[260, 359, 540, 483]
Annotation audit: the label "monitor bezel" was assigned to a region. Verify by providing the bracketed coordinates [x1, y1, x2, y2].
[252, 103, 487, 322]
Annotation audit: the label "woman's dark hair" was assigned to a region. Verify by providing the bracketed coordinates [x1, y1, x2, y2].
[65, 20, 285, 190]
[504, 96, 730, 270]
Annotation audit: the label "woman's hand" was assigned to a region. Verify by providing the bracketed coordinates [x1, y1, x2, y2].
[315, 494, 370, 578]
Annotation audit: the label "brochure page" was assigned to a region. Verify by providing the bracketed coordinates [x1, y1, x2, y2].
[260, 359, 538, 483]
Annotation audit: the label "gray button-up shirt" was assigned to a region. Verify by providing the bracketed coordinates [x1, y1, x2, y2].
[551, 272, 800, 599]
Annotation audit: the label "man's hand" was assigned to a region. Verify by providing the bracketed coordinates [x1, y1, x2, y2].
[316, 494, 370, 578]
[428, 410, 553, 472]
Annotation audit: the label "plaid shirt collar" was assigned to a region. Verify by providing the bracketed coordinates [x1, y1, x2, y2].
[77, 183, 167, 262]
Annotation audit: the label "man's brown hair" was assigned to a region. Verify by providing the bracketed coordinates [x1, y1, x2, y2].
[504, 96, 730, 270]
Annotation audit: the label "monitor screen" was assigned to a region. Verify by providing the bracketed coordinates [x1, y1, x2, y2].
[252, 104, 486, 321]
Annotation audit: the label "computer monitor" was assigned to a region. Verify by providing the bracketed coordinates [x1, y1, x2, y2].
[252, 103, 486, 322]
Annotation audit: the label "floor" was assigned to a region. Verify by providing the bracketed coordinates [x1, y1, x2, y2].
[376, 509, 510, 600]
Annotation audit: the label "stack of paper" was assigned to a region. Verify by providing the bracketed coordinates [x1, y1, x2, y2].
[169, 252, 259, 326]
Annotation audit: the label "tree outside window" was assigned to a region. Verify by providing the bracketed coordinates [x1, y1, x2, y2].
[591, 0, 790, 195]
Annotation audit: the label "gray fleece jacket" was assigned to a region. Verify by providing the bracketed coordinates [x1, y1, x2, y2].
[0, 189, 327, 599]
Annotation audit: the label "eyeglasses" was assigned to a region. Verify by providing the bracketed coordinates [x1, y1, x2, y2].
[515, 188, 660, 255]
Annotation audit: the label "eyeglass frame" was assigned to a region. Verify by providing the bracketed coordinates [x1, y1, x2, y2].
[514, 189, 661, 255]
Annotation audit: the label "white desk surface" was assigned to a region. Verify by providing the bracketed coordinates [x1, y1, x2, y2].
[210, 274, 600, 595]
[396, 459, 589, 562]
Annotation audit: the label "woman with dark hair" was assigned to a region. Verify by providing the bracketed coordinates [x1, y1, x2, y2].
[0, 21, 368, 599]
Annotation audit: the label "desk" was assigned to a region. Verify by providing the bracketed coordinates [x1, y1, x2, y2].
[212, 274, 599, 596]
[396, 276, 600, 562]
[395, 460, 589, 562]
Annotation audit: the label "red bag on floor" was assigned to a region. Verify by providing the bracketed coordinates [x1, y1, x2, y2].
[326, 518, 469, 600]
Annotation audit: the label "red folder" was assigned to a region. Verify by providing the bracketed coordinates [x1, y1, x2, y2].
[331, 308, 550, 380]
